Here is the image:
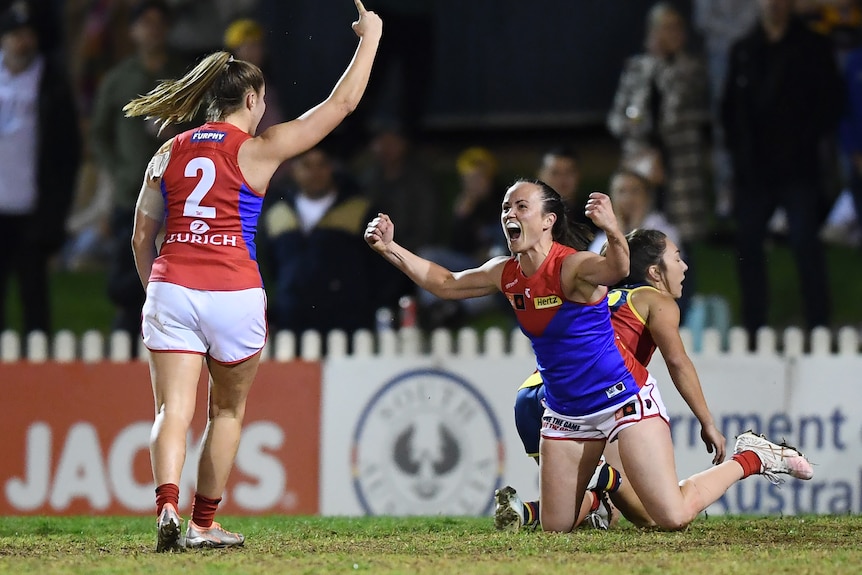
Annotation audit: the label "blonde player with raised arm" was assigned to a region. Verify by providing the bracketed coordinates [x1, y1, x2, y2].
[127, 0, 382, 551]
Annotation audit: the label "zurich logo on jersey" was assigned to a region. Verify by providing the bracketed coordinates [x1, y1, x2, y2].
[191, 130, 226, 143]
[190, 219, 210, 234]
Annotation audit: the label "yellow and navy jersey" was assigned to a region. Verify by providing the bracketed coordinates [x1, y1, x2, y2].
[501, 242, 648, 416]
[607, 285, 659, 367]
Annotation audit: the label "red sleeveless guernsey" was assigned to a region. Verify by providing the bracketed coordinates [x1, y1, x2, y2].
[150, 122, 264, 291]
[500, 242, 649, 416]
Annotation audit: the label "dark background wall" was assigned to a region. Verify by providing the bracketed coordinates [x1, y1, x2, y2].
[258, 0, 695, 130]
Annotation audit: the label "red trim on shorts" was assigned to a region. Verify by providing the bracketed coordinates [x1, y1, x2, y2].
[539, 434, 606, 442]
[145, 346, 206, 356]
[209, 346, 264, 366]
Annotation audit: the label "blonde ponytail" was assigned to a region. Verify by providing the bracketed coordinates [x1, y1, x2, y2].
[123, 51, 233, 133]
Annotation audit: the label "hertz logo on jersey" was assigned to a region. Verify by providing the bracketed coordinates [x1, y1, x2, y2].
[533, 295, 562, 309]
[191, 130, 226, 142]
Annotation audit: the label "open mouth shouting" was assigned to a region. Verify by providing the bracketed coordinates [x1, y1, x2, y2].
[505, 221, 522, 242]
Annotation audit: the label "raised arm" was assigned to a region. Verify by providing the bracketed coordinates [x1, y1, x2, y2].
[365, 213, 505, 300]
[646, 293, 726, 464]
[247, 1, 382, 169]
[572, 192, 630, 287]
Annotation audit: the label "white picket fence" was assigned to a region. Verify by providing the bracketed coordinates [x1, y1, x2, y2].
[1, 325, 860, 363]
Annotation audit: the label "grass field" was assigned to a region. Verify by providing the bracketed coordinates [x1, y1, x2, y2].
[1, 515, 860, 574]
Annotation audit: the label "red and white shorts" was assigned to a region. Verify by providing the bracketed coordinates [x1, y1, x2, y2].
[541, 377, 669, 443]
[142, 281, 267, 364]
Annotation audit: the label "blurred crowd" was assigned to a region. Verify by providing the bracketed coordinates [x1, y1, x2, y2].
[1, 0, 860, 347]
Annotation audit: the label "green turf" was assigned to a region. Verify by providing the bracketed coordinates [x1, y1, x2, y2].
[0, 515, 860, 574]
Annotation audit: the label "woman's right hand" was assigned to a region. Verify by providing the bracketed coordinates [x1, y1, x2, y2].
[365, 213, 395, 253]
[700, 422, 727, 465]
[352, 0, 383, 40]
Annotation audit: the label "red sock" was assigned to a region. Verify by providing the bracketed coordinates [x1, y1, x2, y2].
[732, 450, 763, 478]
[192, 493, 222, 528]
[589, 490, 600, 512]
[155, 483, 180, 517]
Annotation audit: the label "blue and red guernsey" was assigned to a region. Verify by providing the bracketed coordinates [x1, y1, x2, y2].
[608, 285, 658, 367]
[500, 242, 649, 416]
[152, 122, 264, 291]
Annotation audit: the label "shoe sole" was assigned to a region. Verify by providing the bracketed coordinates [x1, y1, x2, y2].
[156, 518, 183, 553]
[783, 456, 814, 480]
[494, 487, 522, 532]
[736, 431, 814, 480]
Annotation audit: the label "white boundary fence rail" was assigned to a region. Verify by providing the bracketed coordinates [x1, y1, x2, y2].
[5, 325, 862, 517]
[1, 325, 860, 363]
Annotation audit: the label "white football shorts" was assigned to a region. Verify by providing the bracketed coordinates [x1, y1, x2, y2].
[541, 377, 669, 443]
[142, 281, 267, 364]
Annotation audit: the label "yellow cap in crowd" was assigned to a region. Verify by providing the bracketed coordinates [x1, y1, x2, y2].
[224, 18, 264, 50]
[456, 147, 498, 177]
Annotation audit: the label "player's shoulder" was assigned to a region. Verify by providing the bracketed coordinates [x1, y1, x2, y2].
[628, 284, 664, 305]
[559, 244, 599, 272]
[641, 288, 680, 320]
[156, 138, 175, 155]
[484, 254, 512, 274]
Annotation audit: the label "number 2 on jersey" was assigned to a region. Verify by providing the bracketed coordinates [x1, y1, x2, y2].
[183, 157, 216, 218]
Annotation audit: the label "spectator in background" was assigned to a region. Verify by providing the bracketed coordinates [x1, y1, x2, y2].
[588, 168, 680, 256]
[692, 0, 760, 218]
[722, 0, 843, 344]
[615, 147, 696, 320]
[0, 0, 81, 334]
[535, 147, 595, 232]
[417, 146, 509, 329]
[359, 119, 439, 261]
[449, 147, 507, 262]
[607, 2, 710, 250]
[60, 0, 136, 274]
[802, 1, 862, 238]
[223, 17, 284, 136]
[263, 145, 400, 347]
[360, 119, 441, 312]
[164, 0, 257, 61]
[61, 163, 113, 271]
[798, 1, 862, 253]
[65, 0, 132, 118]
[223, 16, 290, 194]
[835, 2, 862, 238]
[90, 0, 189, 349]
[336, 0, 434, 155]
[799, 0, 862, 56]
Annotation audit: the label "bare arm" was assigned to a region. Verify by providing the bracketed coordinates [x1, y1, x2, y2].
[244, 1, 382, 173]
[131, 182, 164, 290]
[131, 143, 171, 289]
[646, 292, 726, 464]
[572, 192, 629, 287]
[365, 213, 505, 299]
